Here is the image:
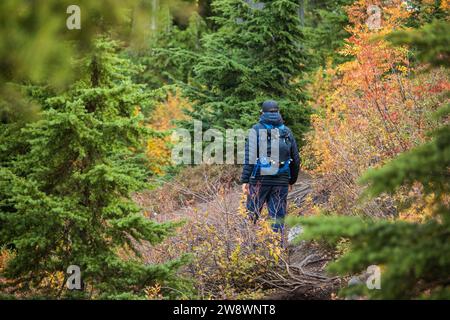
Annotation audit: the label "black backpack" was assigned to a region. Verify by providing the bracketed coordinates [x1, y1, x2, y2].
[251, 123, 292, 177]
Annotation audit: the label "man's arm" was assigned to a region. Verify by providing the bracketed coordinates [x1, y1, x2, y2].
[289, 132, 301, 185]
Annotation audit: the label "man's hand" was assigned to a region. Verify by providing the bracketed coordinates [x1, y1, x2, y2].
[242, 183, 249, 195]
[289, 184, 293, 192]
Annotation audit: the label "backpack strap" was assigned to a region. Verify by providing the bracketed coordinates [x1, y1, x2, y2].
[251, 123, 265, 178]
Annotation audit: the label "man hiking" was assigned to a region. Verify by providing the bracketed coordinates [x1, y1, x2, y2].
[241, 100, 300, 243]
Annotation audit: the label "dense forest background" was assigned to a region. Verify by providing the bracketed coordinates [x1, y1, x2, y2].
[0, 0, 449, 299]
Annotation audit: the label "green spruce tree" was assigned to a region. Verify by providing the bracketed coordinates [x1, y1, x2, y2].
[303, 0, 353, 68]
[179, 0, 311, 142]
[0, 38, 190, 299]
[130, 11, 208, 90]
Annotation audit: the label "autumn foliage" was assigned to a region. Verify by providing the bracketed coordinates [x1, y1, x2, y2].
[302, 0, 449, 219]
[146, 91, 190, 175]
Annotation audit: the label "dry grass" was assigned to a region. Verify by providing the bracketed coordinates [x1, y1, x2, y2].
[134, 165, 342, 299]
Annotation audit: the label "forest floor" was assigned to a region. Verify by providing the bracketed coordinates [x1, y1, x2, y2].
[136, 169, 344, 299]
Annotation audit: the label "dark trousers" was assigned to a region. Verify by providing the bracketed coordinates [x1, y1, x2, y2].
[246, 184, 288, 234]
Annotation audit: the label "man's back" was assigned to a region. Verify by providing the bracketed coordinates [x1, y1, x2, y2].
[240, 113, 301, 186]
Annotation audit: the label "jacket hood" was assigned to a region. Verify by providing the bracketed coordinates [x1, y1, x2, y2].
[259, 112, 283, 126]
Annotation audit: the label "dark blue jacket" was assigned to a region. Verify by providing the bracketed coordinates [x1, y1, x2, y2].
[240, 114, 300, 186]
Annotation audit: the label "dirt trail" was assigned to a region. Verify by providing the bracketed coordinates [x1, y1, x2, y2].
[167, 171, 313, 221]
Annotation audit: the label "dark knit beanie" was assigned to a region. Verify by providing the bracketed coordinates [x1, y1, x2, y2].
[261, 100, 279, 112]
